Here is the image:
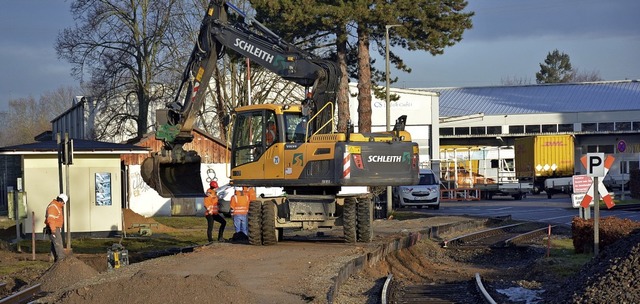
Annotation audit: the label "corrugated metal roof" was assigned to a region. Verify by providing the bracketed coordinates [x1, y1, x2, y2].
[0, 139, 149, 154]
[417, 80, 640, 117]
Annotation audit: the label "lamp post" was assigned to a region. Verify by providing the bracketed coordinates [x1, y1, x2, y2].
[385, 24, 401, 216]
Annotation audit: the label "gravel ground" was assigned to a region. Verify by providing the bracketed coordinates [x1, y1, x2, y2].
[3, 213, 640, 304]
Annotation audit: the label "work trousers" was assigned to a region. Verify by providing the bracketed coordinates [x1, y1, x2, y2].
[206, 214, 227, 242]
[49, 227, 66, 262]
[233, 214, 248, 236]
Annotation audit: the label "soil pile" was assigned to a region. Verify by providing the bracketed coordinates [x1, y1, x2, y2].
[48, 269, 257, 304]
[37, 256, 99, 292]
[122, 209, 177, 234]
[547, 230, 640, 303]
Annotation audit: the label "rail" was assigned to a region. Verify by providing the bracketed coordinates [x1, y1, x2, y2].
[0, 283, 41, 304]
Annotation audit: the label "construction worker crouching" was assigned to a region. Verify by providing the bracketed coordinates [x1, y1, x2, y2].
[45, 193, 67, 262]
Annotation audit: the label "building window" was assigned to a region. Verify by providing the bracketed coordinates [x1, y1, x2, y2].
[599, 145, 614, 153]
[525, 125, 541, 133]
[558, 124, 573, 132]
[95, 172, 112, 206]
[633, 122, 640, 130]
[440, 128, 454, 136]
[471, 126, 486, 135]
[509, 125, 524, 134]
[620, 161, 638, 174]
[588, 145, 614, 153]
[582, 123, 597, 132]
[598, 122, 614, 132]
[541, 124, 557, 133]
[486, 126, 502, 134]
[455, 127, 470, 135]
[616, 122, 632, 131]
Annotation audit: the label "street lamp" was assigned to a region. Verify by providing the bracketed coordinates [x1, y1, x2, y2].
[385, 24, 401, 215]
[385, 24, 401, 132]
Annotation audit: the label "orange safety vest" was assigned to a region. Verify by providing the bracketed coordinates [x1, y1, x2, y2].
[44, 199, 64, 230]
[230, 191, 249, 215]
[244, 187, 257, 201]
[204, 188, 219, 216]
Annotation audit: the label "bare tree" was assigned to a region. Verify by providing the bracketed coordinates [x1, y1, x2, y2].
[571, 68, 604, 82]
[501, 76, 533, 86]
[2, 87, 74, 146]
[56, 0, 190, 141]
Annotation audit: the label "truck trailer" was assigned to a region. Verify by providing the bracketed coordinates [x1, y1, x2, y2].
[514, 134, 575, 196]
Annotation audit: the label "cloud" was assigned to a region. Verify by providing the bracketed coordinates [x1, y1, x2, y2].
[465, 0, 640, 42]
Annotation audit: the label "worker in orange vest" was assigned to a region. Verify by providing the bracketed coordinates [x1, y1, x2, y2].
[265, 120, 277, 146]
[44, 193, 67, 262]
[243, 186, 257, 202]
[204, 181, 226, 242]
[230, 187, 250, 236]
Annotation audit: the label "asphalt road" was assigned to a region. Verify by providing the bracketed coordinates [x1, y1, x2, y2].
[408, 193, 640, 226]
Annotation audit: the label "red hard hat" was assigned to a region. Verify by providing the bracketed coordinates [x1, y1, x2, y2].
[209, 181, 219, 188]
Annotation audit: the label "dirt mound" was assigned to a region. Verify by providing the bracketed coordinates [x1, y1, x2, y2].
[37, 256, 99, 293]
[547, 230, 640, 303]
[48, 268, 257, 304]
[122, 209, 177, 234]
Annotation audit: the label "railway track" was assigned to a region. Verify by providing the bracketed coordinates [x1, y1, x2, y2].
[0, 284, 41, 304]
[383, 273, 495, 304]
[444, 222, 553, 249]
[381, 221, 557, 303]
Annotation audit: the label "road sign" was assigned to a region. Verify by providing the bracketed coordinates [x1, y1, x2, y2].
[579, 155, 615, 209]
[572, 175, 592, 193]
[585, 153, 605, 177]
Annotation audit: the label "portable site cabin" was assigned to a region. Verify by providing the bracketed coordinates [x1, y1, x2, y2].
[0, 139, 149, 237]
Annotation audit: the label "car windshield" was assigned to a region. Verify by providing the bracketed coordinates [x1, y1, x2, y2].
[418, 173, 437, 185]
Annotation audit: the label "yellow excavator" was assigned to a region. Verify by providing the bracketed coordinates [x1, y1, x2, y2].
[142, 1, 419, 245]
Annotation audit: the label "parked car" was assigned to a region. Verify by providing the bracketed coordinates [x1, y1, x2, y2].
[392, 168, 441, 209]
[216, 184, 284, 217]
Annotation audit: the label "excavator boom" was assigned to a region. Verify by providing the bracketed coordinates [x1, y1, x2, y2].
[141, 1, 340, 197]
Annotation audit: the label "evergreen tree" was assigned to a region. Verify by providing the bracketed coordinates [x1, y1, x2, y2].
[536, 49, 574, 84]
[251, 0, 473, 132]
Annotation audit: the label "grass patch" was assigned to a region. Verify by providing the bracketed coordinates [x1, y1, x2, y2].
[0, 260, 50, 276]
[153, 216, 206, 229]
[542, 237, 591, 278]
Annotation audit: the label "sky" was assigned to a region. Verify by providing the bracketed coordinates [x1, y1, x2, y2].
[1, 0, 639, 111]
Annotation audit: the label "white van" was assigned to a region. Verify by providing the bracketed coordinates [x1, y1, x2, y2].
[392, 168, 441, 209]
[216, 184, 284, 217]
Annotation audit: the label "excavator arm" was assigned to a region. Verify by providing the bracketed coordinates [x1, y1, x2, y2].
[141, 1, 340, 197]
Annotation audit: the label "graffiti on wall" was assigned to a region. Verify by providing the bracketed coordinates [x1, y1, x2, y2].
[131, 169, 151, 197]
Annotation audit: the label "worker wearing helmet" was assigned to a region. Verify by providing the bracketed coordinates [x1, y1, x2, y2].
[44, 193, 67, 262]
[204, 181, 226, 243]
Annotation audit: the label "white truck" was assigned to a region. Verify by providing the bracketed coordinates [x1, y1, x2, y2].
[440, 146, 533, 200]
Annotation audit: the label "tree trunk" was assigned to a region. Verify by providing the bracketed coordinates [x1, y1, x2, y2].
[356, 26, 372, 133]
[336, 26, 350, 133]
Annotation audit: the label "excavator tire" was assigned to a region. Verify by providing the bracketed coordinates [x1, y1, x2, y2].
[343, 197, 357, 243]
[261, 200, 278, 245]
[248, 201, 263, 245]
[356, 197, 373, 243]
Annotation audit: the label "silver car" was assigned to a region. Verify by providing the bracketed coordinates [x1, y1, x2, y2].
[393, 168, 441, 209]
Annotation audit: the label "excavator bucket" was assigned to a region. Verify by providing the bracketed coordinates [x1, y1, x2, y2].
[141, 153, 205, 198]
